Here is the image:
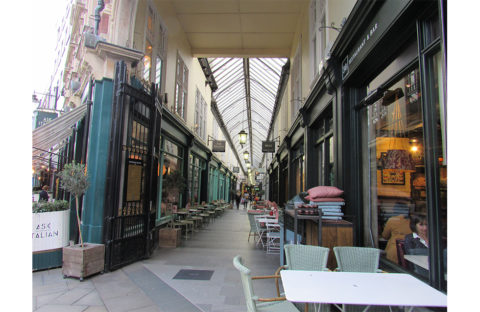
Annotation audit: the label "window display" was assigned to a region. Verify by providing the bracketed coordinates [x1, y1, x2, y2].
[363, 64, 426, 266]
[160, 139, 184, 217]
[363, 50, 446, 282]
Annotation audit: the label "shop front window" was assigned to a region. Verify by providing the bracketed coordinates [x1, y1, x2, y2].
[314, 105, 334, 186]
[291, 143, 305, 194]
[365, 67, 427, 273]
[188, 155, 205, 205]
[160, 139, 184, 217]
[363, 55, 446, 282]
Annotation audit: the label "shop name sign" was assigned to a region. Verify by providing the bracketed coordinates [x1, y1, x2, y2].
[233, 167, 240, 173]
[342, 22, 379, 80]
[342, 0, 411, 81]
[212, 140, 226, 152]
[35, 111, 58, 129]
[32, 210, 70, 252]
[262, 141, 276, 153]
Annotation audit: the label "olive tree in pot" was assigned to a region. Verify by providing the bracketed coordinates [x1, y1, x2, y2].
[58, 162, 104, 280]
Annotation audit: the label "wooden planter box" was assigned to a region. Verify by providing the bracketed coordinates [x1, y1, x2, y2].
[62, 243, 105, 281]
[158, 228, 181, 247]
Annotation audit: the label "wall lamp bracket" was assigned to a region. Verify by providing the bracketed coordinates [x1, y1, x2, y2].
[207, 135, 215, 145]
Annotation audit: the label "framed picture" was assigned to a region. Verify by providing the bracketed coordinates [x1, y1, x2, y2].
[378, 152, 388, 169]
[381, 169, 405, 185]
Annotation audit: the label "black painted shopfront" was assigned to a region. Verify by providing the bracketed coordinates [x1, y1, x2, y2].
[268, 0, 446, 292]
[333, 0, 447, 290]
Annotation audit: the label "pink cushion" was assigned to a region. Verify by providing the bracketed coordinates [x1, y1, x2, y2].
[307, 186, 344, 198]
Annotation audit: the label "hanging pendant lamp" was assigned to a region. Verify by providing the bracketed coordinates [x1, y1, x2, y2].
[239, 129, 247, 146]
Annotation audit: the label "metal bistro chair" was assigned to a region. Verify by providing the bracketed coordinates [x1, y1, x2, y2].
[247, 212, 261, 242]
[254, 214, 270, 248]
[233, 255, 300, 312]
[265, 222, 281, 254]
[275, 244, 331, 312]
[333, 246, 382, 312]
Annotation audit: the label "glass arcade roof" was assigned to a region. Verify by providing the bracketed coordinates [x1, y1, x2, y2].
[207, 57, 288, 173]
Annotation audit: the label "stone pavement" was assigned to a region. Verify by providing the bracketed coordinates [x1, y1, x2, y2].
[32, 204, 282, 312]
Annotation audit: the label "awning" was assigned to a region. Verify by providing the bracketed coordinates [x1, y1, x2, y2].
[32, 104, 88, 168]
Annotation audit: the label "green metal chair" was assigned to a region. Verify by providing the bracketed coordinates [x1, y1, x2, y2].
[275, 244, 331, 312]
[333, 246, 381, 312]
[333, 246, 381, 273]
[233, 255, 300, 312]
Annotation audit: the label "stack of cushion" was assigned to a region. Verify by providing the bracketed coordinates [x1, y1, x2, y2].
[305, 186, 345, 220]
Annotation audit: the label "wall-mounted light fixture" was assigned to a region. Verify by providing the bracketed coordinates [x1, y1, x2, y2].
[318, 18, 346, 32]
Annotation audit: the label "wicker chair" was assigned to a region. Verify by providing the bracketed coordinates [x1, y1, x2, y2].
[233, 255, 300, 312]
[333, 246, 381, 312]
[333, 246, 381, 273]
[275, 245, 331, 312]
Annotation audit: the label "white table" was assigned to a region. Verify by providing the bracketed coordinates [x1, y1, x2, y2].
[404, 255, 429, 270]
[280, 270, 446, 312]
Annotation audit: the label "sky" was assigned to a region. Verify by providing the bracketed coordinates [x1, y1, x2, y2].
[31, 0, 69, 94]
[1, 1, 69, 310]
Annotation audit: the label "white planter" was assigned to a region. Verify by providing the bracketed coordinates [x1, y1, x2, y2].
[32, 209, 70, 252]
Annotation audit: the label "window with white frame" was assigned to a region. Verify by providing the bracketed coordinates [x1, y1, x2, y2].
[155, 23, 166, 89]
[195, 88, 207, 140]
[143, 4, 167, 93]
[309, 0, 326, 83]
[175, 53, 188, 119]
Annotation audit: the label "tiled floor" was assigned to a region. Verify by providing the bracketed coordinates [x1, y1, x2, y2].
[33, 204, 282, 312]
[32, 205, 440, 312]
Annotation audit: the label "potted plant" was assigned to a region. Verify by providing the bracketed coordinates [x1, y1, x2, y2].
[162, 169, 187, 206]
[58, 162, 104, 280]
[159, 169, 187, 247]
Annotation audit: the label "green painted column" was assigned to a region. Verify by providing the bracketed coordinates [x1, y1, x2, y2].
[81, 78, 113, 243]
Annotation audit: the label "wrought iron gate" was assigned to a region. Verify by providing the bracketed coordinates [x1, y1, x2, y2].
[104, 61, 162, 271]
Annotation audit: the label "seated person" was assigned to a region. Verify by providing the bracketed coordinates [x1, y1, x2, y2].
[39, 185, 49, 202]
[381, 211, 412, 264]
[404, 214, 429, 277]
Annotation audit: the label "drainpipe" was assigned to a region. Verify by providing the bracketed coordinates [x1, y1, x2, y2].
[94, 0, 105, 36]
